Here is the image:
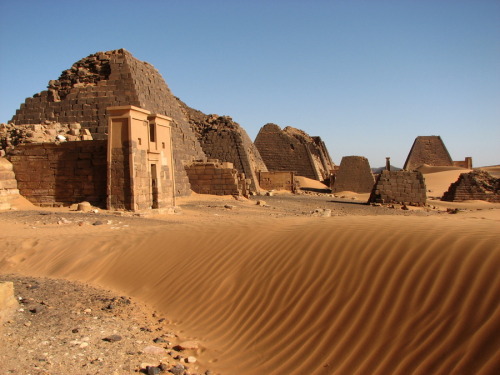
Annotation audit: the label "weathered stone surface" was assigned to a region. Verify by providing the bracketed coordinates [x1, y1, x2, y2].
[403, 136, 453, 171]
[0, 281, 18, 324]
[442, 170, 500, 202]
[332, 156, 374, 193]
[8, 141, 107, 207]
[0, 158, 20, 210]
[185, 160, 249, 196]
[369, 170, 427, 205]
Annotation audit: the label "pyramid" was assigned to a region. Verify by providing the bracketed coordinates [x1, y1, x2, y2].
[403, 136, 453, 171]
[10, 49, 204, 196]
[332, 156, 374, 193]
[254, 123, 335, 180]
[442, 171, 500, 202]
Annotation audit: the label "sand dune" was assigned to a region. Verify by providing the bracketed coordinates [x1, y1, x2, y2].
[422, 169, 472, 198]
[2, 216, 499, 375]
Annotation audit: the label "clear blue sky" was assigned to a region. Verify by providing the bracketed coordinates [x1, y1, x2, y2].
[1, 0, 499, 167]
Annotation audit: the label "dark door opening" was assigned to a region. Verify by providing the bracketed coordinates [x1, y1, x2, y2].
[151, 164, 159, 209]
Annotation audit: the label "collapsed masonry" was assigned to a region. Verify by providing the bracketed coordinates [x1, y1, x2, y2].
[369, 170, 427, 206]
[10, 49, 203, 196]
[254, 123, 335, 181]
[332, 156, 374, 193]
[178, 99, 267, 192]
[404, 136, 472, 171]
[0, 122, 92, 150]
[442, 171, 500, 203]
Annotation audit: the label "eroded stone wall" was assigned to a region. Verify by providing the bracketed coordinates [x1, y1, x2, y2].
[257, 171, 296, 192]
[442, 171, 499, 202]
[254, 123, 334, 181]
[185, 160, 249, 196]
[332, 156, 374, 193]
[8, 141, 107, 207]
[369, 170, 427, 205]
[0, 158, 20, 210]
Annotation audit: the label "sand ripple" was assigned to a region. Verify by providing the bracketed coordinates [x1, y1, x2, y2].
[3, 216, 499, 374]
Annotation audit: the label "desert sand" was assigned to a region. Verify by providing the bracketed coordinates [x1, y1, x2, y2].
[1, 169, 500, 375]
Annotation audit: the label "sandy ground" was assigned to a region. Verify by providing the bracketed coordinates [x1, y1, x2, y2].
[1, 170, 499, 375]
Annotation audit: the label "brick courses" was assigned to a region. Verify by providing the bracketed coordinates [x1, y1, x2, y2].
[254, 124, 335, 181]
[442, 170, 500, 202]
[332, 156, 374, 193]
[369, 170, 427, 205]
[185, 160, 249, 196]
[0, 158, 20, 210]
[8, 141, 107, 207]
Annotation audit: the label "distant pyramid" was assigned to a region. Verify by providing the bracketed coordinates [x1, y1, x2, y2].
[254, 123, 335, 181]
[403, 136, 453, 171]
[10, 49, 205, 196]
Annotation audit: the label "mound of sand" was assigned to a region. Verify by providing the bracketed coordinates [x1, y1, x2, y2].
[295, 176, 329, 190]
[422, 169, 472, 198]
[416, 164, 469, 174]
[2, 216, 499, 375]
[479, 165, 500, 178]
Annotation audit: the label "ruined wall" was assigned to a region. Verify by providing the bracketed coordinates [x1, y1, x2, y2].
[254, 124, 334, 181]
[403, 136, 454, 171]
[10, 49, 204, 196]
[0, 122, 92, 153]
[0, 158, 20, 210]
[8, 141, 107, 207]
[178, 99, 267, 192]
[442, 171, 500, 202]
[453, 157, 473, 169]
[185, 160, 249, 196]
[332, 156, 374, 193]
[369, 170, 427, 205]
[257, 171, 296, 192]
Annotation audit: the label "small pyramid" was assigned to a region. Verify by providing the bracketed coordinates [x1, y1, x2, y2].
[332, 156, 374, 193]
[255, 123, 335, 180]
[403, 136, 453, 171]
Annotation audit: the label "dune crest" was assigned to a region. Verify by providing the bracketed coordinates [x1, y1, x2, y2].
[2, 216, 499, 375]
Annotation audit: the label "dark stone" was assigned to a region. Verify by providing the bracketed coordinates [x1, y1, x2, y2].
[169, 364, 185, 375]
[103, 334, 122, 342]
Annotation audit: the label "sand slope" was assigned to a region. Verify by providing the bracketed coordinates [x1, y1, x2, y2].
[2, 216, 499, 375]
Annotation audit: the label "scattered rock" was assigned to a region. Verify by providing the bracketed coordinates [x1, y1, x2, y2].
[102, 334, 122, 342]
[170, 364, 186, 375]
[142, 345, 167, 355]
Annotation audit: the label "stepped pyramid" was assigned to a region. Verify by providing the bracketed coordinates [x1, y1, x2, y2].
[10, 49, 205, 196]
[403, 136, 453, 171]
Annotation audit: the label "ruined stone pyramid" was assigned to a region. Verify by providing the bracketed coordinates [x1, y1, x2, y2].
[10, 49, 205, 195]
[403, 136, 453, 171]
[255, 123, 335, 181]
